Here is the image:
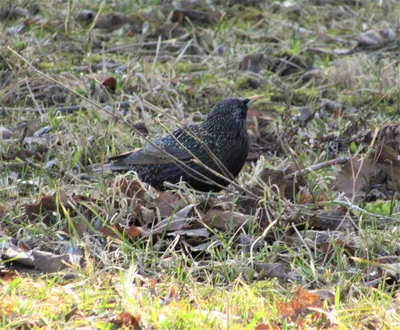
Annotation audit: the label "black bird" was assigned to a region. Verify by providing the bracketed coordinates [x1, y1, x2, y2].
[94, 96, 261, 191]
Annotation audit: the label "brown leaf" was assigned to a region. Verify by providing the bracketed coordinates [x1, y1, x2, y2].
[113, 177, 144, 199]
[100, 224, 124, 239]
[126, 225, 142, 239]
[161, 286, 178, 306]
[257, 168, 296, 199]
[24, 193, 77, 221]
[102, 77, 117, 93]
[110, 311, 141, 329]
[203, 209, 249, 231]
[277, 287, 324, 322]
[0, 270, 18, 281]
[155, 191, 188, 218]
[320, 239, 356, 257]
[373, 145, 400, 191]
[335, 157, 377, 197]
[254, 322, 280, 330]
[365, 123, 400, 151]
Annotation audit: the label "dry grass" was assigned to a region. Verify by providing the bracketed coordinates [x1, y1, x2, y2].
[1, 0, 400, 328]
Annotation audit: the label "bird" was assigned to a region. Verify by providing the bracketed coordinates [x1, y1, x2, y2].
[93, 96, 261, 191]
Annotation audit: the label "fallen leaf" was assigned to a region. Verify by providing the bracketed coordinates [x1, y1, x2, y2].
[0, 270, 18, 282]
[144, 204, 195, 236]
[113, 177, 144, 199]
[320, 239, 356, 257]
[335, 157, 377, 197]
[256, 168, 296, 199]
[254, 322, 280, 330]
[373, 145, 400, 191]
[203, 209, 249, 231]
[110, 311, 141, 329]
[126, 225, 142, 239]
[155, 191, 188, 218]
[24, 193, 77, 221]
[102, 77, 117, 93]
[161, 286, 178, 306]
[277, 287, 324, 322]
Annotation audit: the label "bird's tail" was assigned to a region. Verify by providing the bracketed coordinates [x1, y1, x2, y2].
[90, 163, 131, 173]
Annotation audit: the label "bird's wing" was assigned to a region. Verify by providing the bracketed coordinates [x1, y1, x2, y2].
[109, 128, 201, 166]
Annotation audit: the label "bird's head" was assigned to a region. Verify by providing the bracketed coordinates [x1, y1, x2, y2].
[206, 96, 261, 125]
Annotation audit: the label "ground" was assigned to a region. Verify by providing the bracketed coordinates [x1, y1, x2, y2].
[1, 0, 400, 329]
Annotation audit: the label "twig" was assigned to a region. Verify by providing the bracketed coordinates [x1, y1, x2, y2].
[284, 157, 350, 180]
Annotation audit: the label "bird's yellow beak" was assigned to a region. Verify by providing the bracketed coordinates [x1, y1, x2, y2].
[246, 95, 262, 105]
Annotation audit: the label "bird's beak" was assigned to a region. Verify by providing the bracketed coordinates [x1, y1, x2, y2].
[245, 95, 262, 106]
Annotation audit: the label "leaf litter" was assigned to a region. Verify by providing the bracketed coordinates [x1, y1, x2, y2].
[2, 0, 400, 328]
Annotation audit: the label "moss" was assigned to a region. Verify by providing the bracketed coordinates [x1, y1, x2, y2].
[85, 54, 102, 64]
[336, 92, 400, 115]
[251, 279, 281, 298]
[37, 61, 56, 70]
[269, 86, 320, 106]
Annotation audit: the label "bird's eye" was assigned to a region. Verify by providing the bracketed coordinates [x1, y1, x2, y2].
[242, 99, 250, 107]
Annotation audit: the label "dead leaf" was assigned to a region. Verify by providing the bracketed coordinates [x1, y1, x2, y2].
[114, 177, 144, 199]
[110, 311, 141, 329]
[126, 225, 142, 239]
[277, 287, 324, 323]
[1, 238, 81, 274]
[161, 286, 178, 306]
[155, 191, 188, 218]
[365, 123, 400, 151]
[24, 193, 77, 221]
[102, 77, 117, 93]
[143, 204, 195, 236]
[373, 145, 400, 191]
[0, 269, 18, 282]
[203, 209, 249, 231]
[256, 168, 296, 199]
[254, 322, 280, 330]
[320, 239, 356, 257]
[335, 157, 377, 197]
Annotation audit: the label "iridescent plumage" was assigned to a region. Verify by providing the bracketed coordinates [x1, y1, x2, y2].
[94, 96, 260, 191]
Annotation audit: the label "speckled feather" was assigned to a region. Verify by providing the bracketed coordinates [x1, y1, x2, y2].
[96, 97, 256, 191]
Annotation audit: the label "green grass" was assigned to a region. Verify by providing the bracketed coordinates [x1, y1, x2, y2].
[2, 0, 400, 328]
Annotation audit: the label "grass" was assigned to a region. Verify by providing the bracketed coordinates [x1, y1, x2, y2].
[2, 0, 400, 328]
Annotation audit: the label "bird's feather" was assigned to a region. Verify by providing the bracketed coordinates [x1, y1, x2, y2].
[108, 127, 202, 167]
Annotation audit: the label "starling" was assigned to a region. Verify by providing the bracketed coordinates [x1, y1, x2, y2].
[94, 96, 261, 191]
